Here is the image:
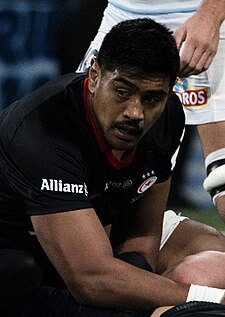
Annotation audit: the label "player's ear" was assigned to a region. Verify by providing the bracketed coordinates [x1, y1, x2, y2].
[89, 58, 101, 93]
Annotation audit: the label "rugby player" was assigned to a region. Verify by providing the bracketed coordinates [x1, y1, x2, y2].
[78, 0, 225, 221]
[0, 18, 225, 317]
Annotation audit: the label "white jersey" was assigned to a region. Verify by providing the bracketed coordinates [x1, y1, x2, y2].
[78, 1, 225, 125]
[108, 0, 201, 14]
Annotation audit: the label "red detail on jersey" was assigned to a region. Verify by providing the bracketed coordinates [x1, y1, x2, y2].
[175, 88, 208, 108]
[89, 193, 101, 199]
[83, 78, 136, 170]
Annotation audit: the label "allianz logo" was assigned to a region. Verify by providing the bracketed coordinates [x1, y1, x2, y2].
[41, 179, 88, 196]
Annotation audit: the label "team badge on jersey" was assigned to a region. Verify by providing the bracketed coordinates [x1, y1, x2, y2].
[173, 77, 209, 108]
[137, 176, 157, 194]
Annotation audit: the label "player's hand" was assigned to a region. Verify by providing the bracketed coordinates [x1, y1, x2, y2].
[174, 11, 220, 77]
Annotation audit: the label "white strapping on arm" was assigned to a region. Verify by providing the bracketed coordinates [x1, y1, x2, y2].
[187, 284, 225, 303]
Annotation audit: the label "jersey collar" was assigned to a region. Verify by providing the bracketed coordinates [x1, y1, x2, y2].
[83, 78, 136, 170]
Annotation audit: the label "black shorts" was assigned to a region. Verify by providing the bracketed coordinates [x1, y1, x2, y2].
[161, 301, 225, 316]
[17, 286, 153, 317]
[19, 291, 225, 317]
[1, 250, 154, 317]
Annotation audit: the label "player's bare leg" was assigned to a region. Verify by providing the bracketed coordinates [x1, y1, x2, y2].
[198, 122, 225, 222]
[156, 218, 225, 274]
[162, 250, 225, 288]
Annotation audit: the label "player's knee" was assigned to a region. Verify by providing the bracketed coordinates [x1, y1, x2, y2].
[16, 250, 42, 285]
[163, 250, 225, 288]
[162, 259, 189, 284]
[0, 249, 43, 304]
[201, 227, 225, 251]
[168, 254, 206, 285]
[13, 250, 42, 289]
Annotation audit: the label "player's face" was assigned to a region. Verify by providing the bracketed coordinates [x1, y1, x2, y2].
[88, 61, 171, 156]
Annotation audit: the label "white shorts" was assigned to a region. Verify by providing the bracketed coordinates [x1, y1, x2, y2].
[77, 3, 225, 125]
[160, 209, 188, 250]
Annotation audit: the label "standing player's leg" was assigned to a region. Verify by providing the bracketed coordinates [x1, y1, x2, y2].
[199, 122, 225, 222]
[188, 21, 225, 221]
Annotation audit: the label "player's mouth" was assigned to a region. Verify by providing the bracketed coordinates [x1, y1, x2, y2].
[112, 123, 143, 141]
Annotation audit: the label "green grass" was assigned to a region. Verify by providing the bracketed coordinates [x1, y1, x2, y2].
[177, 209, 225, 232]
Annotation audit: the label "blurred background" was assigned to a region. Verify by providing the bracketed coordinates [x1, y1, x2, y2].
[0, 0, 223, 230]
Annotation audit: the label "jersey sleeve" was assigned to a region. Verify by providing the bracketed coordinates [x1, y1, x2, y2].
[8, 140, 92, 216]
[2, 101, 93, 216]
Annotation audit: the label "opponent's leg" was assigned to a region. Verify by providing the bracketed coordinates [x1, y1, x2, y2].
[156, 213, 225, 274]
[198, 122, 225, 222]
[198, 122, 225, 157]
[162, 250, 225, 288]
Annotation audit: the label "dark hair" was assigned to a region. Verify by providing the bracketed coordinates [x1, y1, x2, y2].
[97, 18, 180, 86]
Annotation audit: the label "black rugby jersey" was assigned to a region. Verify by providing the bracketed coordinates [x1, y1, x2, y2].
[0, 73, 184, 250]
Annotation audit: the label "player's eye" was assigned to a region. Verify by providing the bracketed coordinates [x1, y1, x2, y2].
[143, 94, 166, 106]
[115, 88, 132, 99]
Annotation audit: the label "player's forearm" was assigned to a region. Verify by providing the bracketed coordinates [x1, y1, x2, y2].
[198, 0, 225, 24]
[68, 256, 189, 311]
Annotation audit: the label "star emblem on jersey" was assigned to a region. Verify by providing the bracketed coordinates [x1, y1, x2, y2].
[142, 172, 151, 179]
[142, 170, 155, 179]
[137, 176, 157, 194]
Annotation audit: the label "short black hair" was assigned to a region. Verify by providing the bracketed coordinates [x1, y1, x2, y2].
[97, 18, 180, 87]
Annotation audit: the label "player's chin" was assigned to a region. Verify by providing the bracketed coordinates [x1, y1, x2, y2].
[106, 129, 143, 151]
[112, 136, 142, 152]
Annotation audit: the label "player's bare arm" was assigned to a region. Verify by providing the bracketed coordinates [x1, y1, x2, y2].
[111, 179, 170, 271]
[31, 179, 190, 311]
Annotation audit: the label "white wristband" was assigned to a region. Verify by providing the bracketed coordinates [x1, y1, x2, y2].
[187, 284, 225, 303]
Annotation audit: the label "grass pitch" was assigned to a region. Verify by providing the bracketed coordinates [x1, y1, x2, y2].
[179, 209, 225, 232]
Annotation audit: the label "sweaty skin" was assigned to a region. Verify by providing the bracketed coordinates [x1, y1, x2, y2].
[31, 62, 192, 311]
[88, 60, 170, 159]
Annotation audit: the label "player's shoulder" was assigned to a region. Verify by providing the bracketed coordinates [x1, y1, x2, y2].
[20, 72, 86, 109]
[0, 72, 87, 138]
[1, 72, 86, 116]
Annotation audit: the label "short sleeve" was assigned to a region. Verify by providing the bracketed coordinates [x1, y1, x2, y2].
[6, 113, 93, 216]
